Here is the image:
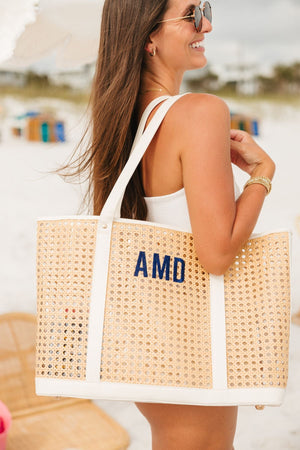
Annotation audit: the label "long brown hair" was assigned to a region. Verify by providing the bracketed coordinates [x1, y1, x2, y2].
[64, 0, 169, 219]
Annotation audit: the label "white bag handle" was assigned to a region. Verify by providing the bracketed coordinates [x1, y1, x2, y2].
[99, 94, 187, 222]
[130, 95, 170, 152]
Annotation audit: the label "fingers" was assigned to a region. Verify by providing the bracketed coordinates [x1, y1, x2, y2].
[230, 138, 243, 152]
[230, 129, 252, 143]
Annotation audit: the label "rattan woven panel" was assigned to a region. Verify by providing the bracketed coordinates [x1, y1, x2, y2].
[0, 314, 56, 412]
[224, 232, 290, 389]
[7, 400, 130, 450]
[100, 221, 212, 388]
[36, 219, 98, 380]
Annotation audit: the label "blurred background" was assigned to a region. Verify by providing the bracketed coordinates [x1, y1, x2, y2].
[0, 0, 300, 449]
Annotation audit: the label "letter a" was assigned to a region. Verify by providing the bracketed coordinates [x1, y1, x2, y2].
[134, 251, 148, 277]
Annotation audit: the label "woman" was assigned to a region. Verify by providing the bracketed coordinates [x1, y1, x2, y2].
[78, 0, 275, 448]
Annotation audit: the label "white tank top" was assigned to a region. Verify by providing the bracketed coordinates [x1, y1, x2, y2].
[144, 183, 241, 233]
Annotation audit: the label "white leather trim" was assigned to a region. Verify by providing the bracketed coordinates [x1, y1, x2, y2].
[112, 96, 170, 220]
[36, 378, 285, 406]
[131, 95, 170, 149]
[86, 221, 113, 382]
[210, 274, 227, 389]
[36, 215, 291, 239]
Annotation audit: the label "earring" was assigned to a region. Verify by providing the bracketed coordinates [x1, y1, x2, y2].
[150, 48, 156, 57]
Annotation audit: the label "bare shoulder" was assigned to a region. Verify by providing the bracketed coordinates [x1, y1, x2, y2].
[166, 92, 230, 126]
[163, 93, 230, 159]
[176, 92, 229, 109]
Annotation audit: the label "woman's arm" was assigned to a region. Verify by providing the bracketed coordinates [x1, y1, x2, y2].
[175, 93, 275, 275]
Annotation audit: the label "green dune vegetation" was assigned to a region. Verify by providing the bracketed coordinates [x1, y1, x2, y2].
[186, 61, 300, 105]
[0, 61, 299, 105]
[0, 70, 90, 104]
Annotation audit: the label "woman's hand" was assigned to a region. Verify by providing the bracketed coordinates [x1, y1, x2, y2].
[230, 129, 275, 179]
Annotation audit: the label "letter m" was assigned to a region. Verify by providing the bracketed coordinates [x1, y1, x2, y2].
[152, 253, 170, 280]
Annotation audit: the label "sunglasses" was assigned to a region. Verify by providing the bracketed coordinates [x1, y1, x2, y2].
[158, 1, 212, 33]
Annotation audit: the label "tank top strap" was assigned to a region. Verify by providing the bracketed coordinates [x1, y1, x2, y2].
[131, 93, 188, 152]
[131, 95, 170, 151]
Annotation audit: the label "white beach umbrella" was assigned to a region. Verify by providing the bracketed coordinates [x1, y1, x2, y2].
[0, 0, 103, 70]
[0, 0, 38, 64]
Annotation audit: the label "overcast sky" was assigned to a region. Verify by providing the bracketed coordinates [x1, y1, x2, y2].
[205, 0, 300, 73]
[1, 0, 299, 74]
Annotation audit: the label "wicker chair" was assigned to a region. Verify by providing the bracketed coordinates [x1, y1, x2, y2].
[0, 312, 130, 450]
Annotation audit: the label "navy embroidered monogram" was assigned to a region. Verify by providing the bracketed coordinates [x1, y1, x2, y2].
[134, 251, 185, 283]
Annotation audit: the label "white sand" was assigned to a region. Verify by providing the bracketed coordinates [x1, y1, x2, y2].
[0, 95, 299, 449]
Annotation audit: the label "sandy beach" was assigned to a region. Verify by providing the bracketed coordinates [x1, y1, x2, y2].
[0, 95, 299, 449]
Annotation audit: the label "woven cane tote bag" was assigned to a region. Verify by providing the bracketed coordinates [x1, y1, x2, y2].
[36, 95, 291, 407]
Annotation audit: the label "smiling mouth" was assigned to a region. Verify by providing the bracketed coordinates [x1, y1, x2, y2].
[189, 40, 204, 49]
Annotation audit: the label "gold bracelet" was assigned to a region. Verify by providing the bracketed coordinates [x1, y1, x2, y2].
[243, 176, 272, 195]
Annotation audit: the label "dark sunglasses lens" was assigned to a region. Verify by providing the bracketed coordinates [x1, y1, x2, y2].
[203, 2, 212, 23]
[194, 6, 202, 31]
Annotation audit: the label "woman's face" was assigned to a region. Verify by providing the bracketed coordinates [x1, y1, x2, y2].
[151, 0, 213, 72]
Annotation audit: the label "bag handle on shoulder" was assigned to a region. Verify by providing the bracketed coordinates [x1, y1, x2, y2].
[99, 93, 188, 222]
[130, 95, 170, 152]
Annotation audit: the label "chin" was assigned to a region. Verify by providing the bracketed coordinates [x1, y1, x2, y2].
[188, 56, 207, 71]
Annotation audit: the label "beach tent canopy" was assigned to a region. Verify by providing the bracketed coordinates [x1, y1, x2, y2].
[0, 0, 103, 70]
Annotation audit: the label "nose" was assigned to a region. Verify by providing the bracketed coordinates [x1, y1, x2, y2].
[201, 15, 212, 33]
